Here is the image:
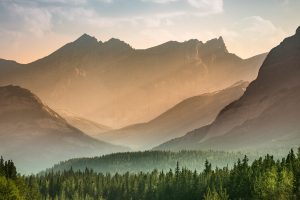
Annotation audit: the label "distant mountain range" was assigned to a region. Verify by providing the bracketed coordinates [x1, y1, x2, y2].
[0, 85, 128, 174]
[155, 27, 300, 154]
[101, 81, 249, 149]
[0, 35, 266, 128]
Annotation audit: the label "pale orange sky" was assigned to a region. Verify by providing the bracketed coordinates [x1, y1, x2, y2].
[0, 0, 299, 64]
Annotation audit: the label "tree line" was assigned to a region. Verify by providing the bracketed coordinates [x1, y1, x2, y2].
[1, 148, 299, 199]
[48, 150, 250, 174]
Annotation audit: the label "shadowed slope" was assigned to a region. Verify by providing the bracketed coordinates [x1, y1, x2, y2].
[155, 27, 300, 154]
[0, 85, 128, 174]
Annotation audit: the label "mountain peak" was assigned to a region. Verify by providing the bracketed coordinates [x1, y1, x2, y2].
[0, 85, 63, 122]
[78, 33, 97, 41]
[218, 36, 225, 43]
[0, 85, 35, 99]
[102, 38, 132, 50]
[0, 85, 45, 108]
[107, 38, 123, 42]
[183, 39, 203, 47]
[73, 34, 98, 46]
[205, 37, 227, 51]
[186, 39, 202, 43]
[199, 36, 228, 56]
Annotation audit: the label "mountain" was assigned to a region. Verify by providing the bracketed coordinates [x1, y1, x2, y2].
[0, 85, 128, 174]
[0, 35, 266, 128]
[0, 59, 21, 74]
[58, 110, 112, 138]
[155, 27, 300, 154]
[101, 81, 248, 149]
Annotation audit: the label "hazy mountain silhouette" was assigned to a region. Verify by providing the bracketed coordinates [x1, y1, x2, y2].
[155, 27, 300, 154]
[102, 81, 249, 149]
[58, 110, 112, 138]
[0, 85, 128, 173]
[0, 59, 21, 75]
[0, 35, 266, 128]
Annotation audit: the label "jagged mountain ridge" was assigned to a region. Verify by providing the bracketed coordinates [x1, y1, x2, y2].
[0, 85, 128, 174]
[0, 35, 266, 128]
[155, 27, 300, 154]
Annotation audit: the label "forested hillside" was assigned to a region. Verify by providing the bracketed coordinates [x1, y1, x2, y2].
[47, 150, 249, 174]
[35, 148, 300, 199]
[1, 148, 299, 200]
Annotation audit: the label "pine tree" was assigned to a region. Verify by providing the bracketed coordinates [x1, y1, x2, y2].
[0, 157, 4, 177]
[175, 161, 180, 180]
[204, 160, 212, 175]
[4, 160, 17, 180]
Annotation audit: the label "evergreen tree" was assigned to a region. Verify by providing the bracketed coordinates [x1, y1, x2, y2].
[0, 157, 4, 177]
[0, 176, 22, 200]
[204, 160, 212, 175]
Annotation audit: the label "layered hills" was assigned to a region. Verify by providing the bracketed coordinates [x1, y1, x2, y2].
[102, 81, 249, 149]
[156, 27, 300, 154]
[0, 85, 128, 173]
[0, 35, 266, 128]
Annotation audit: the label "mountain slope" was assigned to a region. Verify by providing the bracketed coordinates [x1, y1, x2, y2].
[155, 27, 300, 154]
[0, 85, 128, 173]
[0, 36, 266, 128]
[58, 110, 112, 138]
[102, 81, 249, 149]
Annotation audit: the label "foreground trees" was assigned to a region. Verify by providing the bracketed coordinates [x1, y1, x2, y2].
[0, 157, 41, 200]
[1, 148, 300, 199]
[35, 148, 300, 200]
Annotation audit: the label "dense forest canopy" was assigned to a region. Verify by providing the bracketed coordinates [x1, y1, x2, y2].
[47, 150, 256, 174]
[1, 147, 300, 199]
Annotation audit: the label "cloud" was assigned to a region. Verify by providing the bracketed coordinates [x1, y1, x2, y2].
[141, 0, 223, 14]
[233, 16, 285, 41]
[24, 0, 88, 5]
[142, 0, 177, 3]
[221, 16, 286, 58]
[142, 0, 223, 9]
[0, 1, 52, 37]
[0, 0, 223, 34]
[187, 0, 222, 10]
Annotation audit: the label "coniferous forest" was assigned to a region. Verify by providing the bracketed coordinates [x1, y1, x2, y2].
[0, 148, 300, 200]
[48, 151, 252, 175]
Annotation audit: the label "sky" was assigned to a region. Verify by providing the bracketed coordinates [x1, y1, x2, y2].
[0, 0, 299, 63]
